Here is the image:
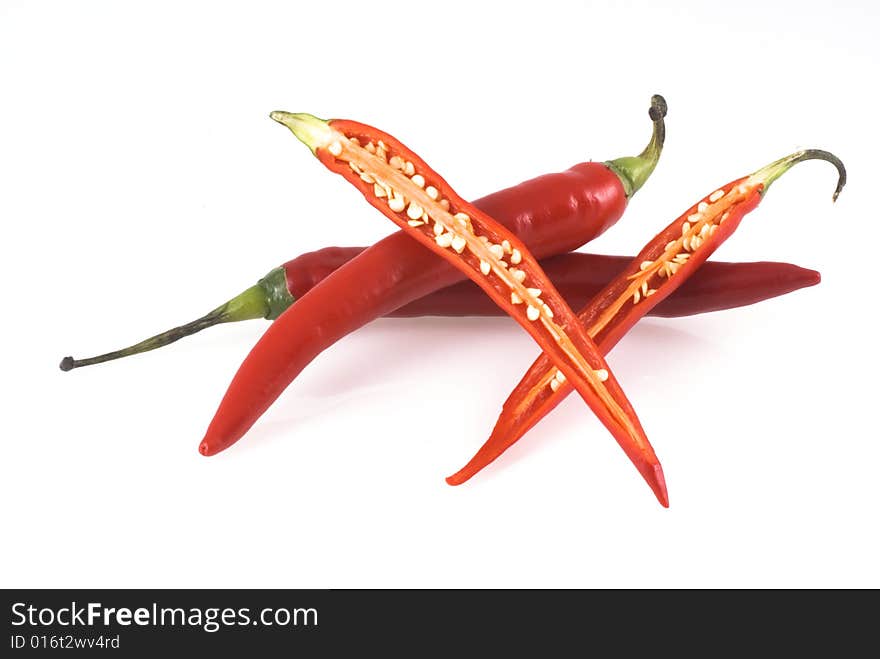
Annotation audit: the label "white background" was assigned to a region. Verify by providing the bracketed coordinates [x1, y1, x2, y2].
[2, 0, 877, 588]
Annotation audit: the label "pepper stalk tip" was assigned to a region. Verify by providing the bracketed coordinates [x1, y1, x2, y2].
[270, 111, 332, 154]
[604, 93, 668, 198]
[750, 149, 846, 202]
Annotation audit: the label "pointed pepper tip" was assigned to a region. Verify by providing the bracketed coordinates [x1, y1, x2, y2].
[651, 463, 670, 508]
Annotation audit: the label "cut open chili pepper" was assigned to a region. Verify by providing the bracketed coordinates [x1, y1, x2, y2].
[447, 149, 846, 486]
[197, 98, 666, 462]
[58, 251, 820, 371]
[207, 111, 668, 506]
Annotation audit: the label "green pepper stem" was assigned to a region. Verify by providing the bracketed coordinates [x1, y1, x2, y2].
[269, 111, 332, 153]
[59, 267, 295, 371]
[59, 286, 267, 371]
[750, 149, 846, 202]
[604, 94, 667, 198]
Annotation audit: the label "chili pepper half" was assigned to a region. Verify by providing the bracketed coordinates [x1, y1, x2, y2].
[448, 149, 845, 486]
[58, 251, 820, 371]
[207, 111, 668, 506]
[196, 97, 666, 457]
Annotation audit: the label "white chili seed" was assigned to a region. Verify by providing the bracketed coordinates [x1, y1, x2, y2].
[436, 233, 454, 248]
[511, 292, 522, 304]
[554, 370, 566, 383]
[373, 183, 387, 198]
[698, 201, 709, 213]
[411, 174, 425, 188]
[480, 260, 491, 275]
[709, 189, 725, 202]
[595, 369, 609, 382]
[328, 141, 342, 156]
[543, 303, 554, 319]
[550, 379, 560, 392]
[502, 240, 511, 253]
[407, 203, 424, 220]
[404, 161, 415, 176]
[489, 244, 504, 259]
[526, 305, 540, 321]
[510, 248, 522, 264]
[451, 235, 467, 253]
[425, 186, 439, 200]
[389, 196, 406, 213]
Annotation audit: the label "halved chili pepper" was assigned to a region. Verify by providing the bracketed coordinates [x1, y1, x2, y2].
[58, 251, 820, 371]
[205, 111, 669, 506]
[447, 149, 845, 486]
[196, 97, 666, 456]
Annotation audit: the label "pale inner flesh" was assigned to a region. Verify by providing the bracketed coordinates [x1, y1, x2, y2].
[538, 182, 755, 395]
[321, 127, 646, 446]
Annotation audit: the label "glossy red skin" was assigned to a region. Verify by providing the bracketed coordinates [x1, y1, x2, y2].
[448, 179, 763, 485]
[200, 123, 627, 457]
[281, 248, 820, 319]
[327, 120, 666, 503]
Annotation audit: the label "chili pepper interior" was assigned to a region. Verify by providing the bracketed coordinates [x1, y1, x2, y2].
[448, 149, 845, 486]
[268, 111, 668, 506]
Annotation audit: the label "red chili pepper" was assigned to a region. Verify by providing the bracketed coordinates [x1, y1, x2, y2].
[393, 253, 821, 319]
[58, 250, 819, 371]
[194, 98, 665, 450]
[205, 110, 670, 506]
[447, 149, 845, 486]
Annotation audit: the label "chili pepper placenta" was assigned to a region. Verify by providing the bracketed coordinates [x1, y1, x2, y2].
[206, 110, 671, 505]
[197, 97, 666, 454]
[59, 250, 820, 371]
[448, 149, 845, 486]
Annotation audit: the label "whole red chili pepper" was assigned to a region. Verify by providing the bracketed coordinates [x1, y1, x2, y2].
[448, 149, 845, 486]
[58, 251, 819, 371]
[195, 98, 665, 448]
[205, 110, 670, 505]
